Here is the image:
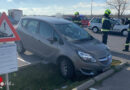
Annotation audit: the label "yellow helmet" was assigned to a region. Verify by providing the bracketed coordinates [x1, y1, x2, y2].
[105, 9, 111, 15]
[75, 12, 79, 15]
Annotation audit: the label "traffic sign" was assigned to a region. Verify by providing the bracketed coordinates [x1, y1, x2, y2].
[0, 43, 18, 75]
[0, 12, 20, 42]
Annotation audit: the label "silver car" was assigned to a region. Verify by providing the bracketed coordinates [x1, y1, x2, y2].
[89, 17, 129, 36]
[16, 16, 112, 79]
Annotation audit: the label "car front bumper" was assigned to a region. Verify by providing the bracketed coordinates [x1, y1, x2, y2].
[74, 55, 112, 76]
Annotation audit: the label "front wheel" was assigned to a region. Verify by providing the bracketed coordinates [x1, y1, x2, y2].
[59, 58, 75, 79]
[92, 27, 99, 33]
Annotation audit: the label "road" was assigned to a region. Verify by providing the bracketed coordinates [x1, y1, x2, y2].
[18, 51, 43, 67]
[91, 66, 130, 90]
[86, 28, 130, 60]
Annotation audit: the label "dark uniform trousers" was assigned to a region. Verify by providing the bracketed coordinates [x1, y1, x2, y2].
[125, 31, 130, 51]
[102, 32, 109, 44]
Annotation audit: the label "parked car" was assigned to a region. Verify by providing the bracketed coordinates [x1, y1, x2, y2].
[16, 16, 112, 79]
[88, 17, 129, 36]
[80, 16, 89, 27]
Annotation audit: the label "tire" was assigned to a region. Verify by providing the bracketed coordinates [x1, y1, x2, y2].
[59, 58, 75, 79]
[122, 30, 128, 36]
[92, 27, 99, 33]
[15, 41, 25, 54]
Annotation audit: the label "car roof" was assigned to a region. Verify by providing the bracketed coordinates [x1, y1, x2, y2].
[21, 16, 71, 24]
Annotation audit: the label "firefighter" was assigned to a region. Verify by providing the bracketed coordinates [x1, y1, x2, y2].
[72, 12, 82, 26]
[123, 18, 130, 52]
[101, 9, 112, 44]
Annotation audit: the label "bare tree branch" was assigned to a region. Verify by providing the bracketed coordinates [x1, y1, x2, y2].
[107, 0, 128, 18]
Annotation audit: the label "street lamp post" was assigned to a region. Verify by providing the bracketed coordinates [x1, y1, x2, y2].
[91, 0, 93, 18]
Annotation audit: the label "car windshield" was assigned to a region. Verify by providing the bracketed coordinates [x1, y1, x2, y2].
[54, 23, 93, 41]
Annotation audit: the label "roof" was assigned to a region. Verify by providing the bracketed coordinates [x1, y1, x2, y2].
[22, 16, 71, 24]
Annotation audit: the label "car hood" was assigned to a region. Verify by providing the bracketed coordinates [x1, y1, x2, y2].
[71, 39, 110, 59]
[121, 24, 129, 28]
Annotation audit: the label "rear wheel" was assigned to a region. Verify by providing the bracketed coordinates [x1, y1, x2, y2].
[59, 58, 75, 79]
[92, 27, 99, 33]
[122, 30, 128, 36]
[15, 41, 25, 54]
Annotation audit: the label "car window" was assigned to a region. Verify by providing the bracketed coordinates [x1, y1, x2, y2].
[39, 22, 53, 39]
[21, 19, 28, 28]
[26, 20, 39, 34]
[91, 18, 101, 23]
[55, 23, 93, 41]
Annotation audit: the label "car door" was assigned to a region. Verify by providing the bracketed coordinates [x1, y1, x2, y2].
[91, 18, 102, 29]
[20, 19, 39, 52]
[36, 21, 59, 60]
[112, 21, 122, 32]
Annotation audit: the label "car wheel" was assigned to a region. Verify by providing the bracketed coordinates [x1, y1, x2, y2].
[92, 27, 99, 33]
[59, 58, 75, 79]
[122, 30, 128, 36]
[15, 41, 25, 54]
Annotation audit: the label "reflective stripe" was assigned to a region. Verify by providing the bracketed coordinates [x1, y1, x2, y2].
[125, 43, 129, 46]
[102, 18, 105, 24]
[101, 29, 110, 32]
[102, 18, 109, 24]
[128, 29, 130, 31]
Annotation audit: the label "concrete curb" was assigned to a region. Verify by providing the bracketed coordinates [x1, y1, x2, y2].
[72, 79, 95, 90]
[72, 61, 128, 90]
[114, 62, 127, 70]
[94, 69, 114, 82]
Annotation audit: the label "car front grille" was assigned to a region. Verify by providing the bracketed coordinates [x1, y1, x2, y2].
[99, 55, 112, 65]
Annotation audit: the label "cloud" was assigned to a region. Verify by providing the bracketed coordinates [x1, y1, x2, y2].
[7, 0, 13, 2]
[72, 2, 106, 9]
[1, 1, 128, 16]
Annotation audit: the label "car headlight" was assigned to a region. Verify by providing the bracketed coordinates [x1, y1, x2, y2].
[78, 51, 96, 63]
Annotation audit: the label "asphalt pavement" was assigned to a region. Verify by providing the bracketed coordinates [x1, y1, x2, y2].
[86, 28, 130, 60]
[18, 51, 43, 67]
[90, 66, 130, 90]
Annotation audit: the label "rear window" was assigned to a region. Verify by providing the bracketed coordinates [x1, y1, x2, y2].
[26, 20, 39, 34]
[91, 18, 101, 23]
[21, 19, 28, 28]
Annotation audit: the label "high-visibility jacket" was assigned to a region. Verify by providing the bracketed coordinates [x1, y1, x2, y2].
[101, 16, 111, 32]
[72, 16, 82, 26]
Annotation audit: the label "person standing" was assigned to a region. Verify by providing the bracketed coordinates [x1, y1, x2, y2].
[72, 12, 82, 26]
[101, 9, 112, 44]
[123, 18, 130, 52]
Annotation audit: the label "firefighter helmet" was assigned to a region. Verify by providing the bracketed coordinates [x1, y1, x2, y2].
[105, 9, 111, 15]
[75, 12, 79, 15]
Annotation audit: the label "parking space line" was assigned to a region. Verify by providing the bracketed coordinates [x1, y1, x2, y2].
[17, 58, 31, 64]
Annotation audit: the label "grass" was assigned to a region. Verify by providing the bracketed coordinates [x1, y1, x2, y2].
[0, 63, 90, 90]
[0, 60, 121, 90]
[111, 60, 121, 66]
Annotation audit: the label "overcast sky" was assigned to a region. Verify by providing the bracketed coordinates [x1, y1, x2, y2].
[0, 0, 130, 15]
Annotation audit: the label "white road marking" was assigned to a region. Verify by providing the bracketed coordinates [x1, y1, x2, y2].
[89, 88, 98, 90]
[17, 58, 31, 64]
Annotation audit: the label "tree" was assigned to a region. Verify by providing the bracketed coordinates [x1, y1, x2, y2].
[107, 0, 129, 18]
